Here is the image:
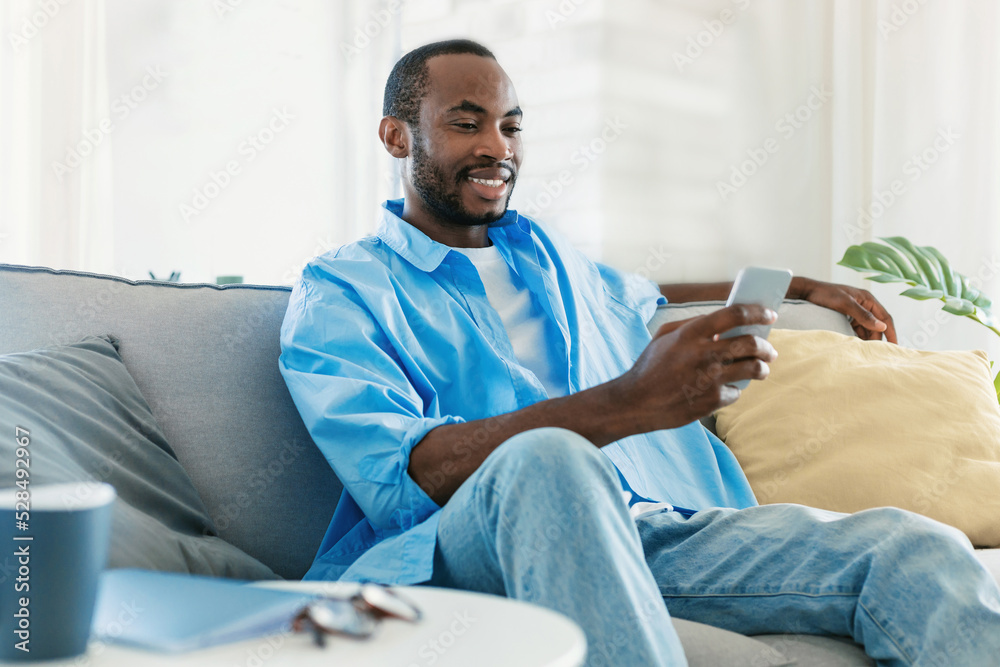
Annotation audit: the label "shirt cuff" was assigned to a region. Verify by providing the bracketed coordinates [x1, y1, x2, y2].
[357, 414, 466, 528]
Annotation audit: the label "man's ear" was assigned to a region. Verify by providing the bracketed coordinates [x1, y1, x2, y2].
[379, 116, 410, 158]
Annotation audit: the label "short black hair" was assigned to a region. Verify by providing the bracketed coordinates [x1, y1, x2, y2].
[383, 39, 496, 127]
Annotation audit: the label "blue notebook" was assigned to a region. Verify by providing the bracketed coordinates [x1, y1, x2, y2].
[91, 569, 316, 652]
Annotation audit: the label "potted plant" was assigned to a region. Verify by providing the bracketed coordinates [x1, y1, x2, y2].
[838, 236, 1000, 401]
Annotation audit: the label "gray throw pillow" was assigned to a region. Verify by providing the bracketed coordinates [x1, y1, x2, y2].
[0, 335, 277, 580]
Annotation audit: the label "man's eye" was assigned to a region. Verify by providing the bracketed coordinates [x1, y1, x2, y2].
[505, 126, 522, 134]
[454, 123, 476, 130]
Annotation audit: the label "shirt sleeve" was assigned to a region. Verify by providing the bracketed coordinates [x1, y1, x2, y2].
[278, 264, 456, 533]
[596, 261, 668, 324]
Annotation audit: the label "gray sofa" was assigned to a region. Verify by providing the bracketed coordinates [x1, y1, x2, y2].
[1, 263, 997, 666]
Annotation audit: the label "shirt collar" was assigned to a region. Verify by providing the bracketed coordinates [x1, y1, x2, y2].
[376, 199, 530, 273]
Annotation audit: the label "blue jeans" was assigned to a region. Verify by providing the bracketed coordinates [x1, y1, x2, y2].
[428, 427, 1000, 666]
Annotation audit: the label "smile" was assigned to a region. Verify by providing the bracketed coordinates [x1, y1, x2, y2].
[465, 175, 510, 202]
[467, 177, 506, 187]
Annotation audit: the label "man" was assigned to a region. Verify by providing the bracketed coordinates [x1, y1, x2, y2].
[280, 39, 1000, 666]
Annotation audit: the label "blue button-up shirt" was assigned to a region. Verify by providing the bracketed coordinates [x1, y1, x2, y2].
[279, 199, 757, 584]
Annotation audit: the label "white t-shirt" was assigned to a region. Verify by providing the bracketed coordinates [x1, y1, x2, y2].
[452, 244, 568, 398]
[454, 244, 673, 520]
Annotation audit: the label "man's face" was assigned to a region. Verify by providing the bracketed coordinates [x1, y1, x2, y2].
[406, 54, 523, 227]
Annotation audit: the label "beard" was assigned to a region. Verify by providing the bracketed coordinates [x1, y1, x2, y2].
[409, 132, 516, 227]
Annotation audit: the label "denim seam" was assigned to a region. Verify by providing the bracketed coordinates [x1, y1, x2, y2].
[660, 591, 859, 599]
[857, 599, 914, 665]
[661, 591, 915, 664]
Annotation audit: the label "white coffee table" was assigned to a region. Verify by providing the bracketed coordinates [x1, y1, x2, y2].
[30, 582, 586, 667]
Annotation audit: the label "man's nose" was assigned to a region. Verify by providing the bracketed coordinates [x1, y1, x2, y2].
[475, 125, 513, 161]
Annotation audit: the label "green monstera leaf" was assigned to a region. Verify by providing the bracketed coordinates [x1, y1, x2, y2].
[838, 237, 1000, 337]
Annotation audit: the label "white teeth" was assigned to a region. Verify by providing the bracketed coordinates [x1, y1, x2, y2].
[468, 177, 505, 187]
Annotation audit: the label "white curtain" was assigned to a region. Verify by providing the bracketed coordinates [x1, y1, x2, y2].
[335, 0, 404, 244]
[826, 1, 1000, 355]
[0, 0, 399, 284]
[0, 0, 114, 273]
[667, 0, 1000, 356]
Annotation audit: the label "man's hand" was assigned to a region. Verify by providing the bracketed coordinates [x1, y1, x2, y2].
[788, 277, 897, 343]
[615, 304, 778, 433]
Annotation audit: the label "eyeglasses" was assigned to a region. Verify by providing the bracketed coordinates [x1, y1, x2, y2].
[292, 584, 423, 647]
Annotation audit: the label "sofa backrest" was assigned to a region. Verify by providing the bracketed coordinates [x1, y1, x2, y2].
[647, 299, 855, 337]
[0, 264, 342, 579]
[0, 263, 854, 579]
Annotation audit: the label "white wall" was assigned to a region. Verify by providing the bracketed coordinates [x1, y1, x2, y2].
[401, 0, 835, 284]
[2, 0, 396, 286]
[401, 0, 1000, 360]
[105, 0, 343, 284]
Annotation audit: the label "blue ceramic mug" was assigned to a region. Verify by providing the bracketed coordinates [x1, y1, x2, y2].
[0, 482, 116, 662]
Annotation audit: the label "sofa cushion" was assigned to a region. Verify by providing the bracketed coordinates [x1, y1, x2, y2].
[750, 634, 874, 666]
[672, 618, 792, 666]
[0, 335, 276, 578]
[0, 264, 343, 579]
[714, 328, 1000, 547]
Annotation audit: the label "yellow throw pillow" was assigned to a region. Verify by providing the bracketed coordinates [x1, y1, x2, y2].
[715, 328, 1000, 547]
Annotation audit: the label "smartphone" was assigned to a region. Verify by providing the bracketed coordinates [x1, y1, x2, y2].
[718, 267, 793, 389]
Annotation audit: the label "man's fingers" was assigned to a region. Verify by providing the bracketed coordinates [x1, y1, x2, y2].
[714, 383, 743, 409]
[652, 316, 699, 339]
[709, 333, 777, 363]
[866, 298, 898, 343]
[848, 301, 886, 330]
[717, 358, 772, 386]
[688, 304, 777, 339]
